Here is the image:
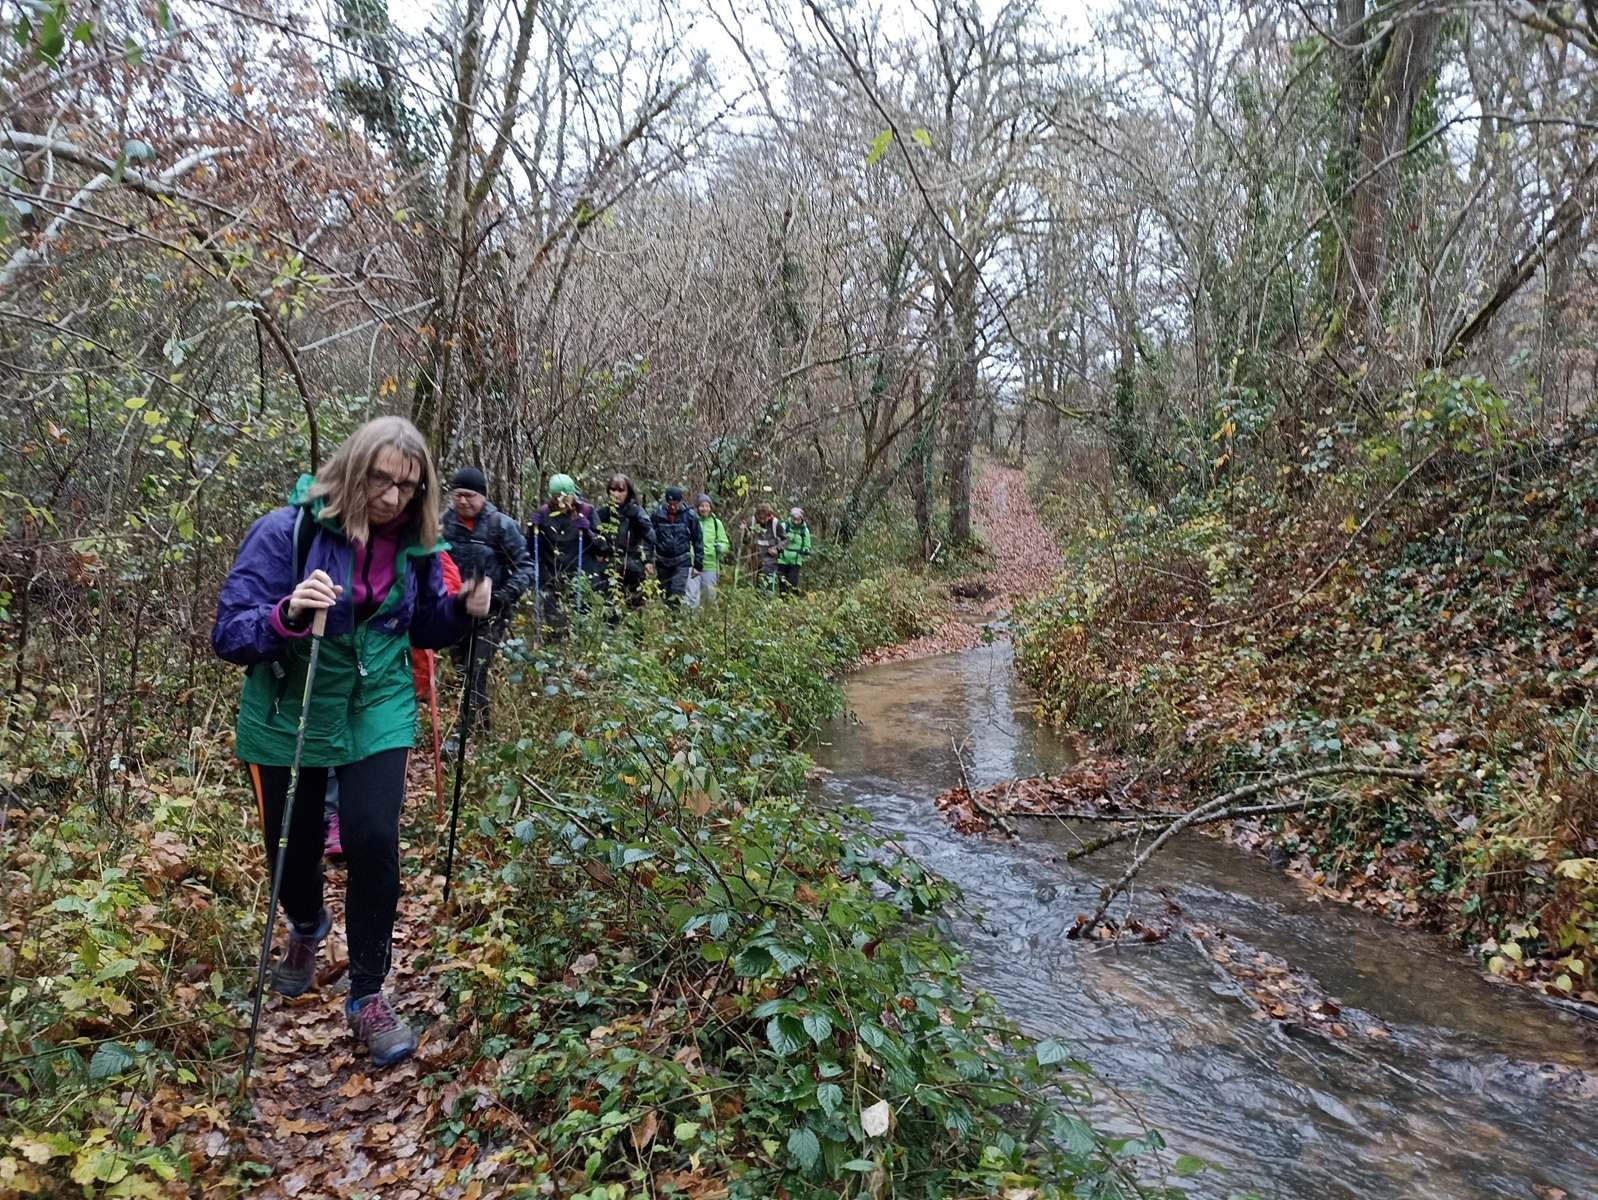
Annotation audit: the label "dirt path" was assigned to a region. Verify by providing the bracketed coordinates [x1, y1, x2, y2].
[860, 462, 1061, 666]
[170, 771, 506, 1198]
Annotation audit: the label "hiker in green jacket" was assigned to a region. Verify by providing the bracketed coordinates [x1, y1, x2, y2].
[777, 506, 812, 595]
[688, 493, 730, 607]
[212, 416, 491, 1069]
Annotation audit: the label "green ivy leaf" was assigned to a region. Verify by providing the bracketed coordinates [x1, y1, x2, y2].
[801, 1010, 832, 1045]
[815, 1082, 842, 1115]
[1174, 1154, 1207, 1177]
[787, 1125, 821, 1171]
[89, 1041, 136, 1081]
[769, 943, 806, 974]
[865, 129, 893, 166]
[766, 1015, 804, 1057]
[37, 6, 65, 63]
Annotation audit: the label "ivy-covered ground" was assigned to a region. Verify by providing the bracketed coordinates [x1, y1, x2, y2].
[1013, 408, 1598, 1007]
[3, 574, 1188, 1198]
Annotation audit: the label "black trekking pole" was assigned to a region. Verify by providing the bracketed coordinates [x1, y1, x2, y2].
[442, 578, 482, 906]
[240, 607, 327, 1100]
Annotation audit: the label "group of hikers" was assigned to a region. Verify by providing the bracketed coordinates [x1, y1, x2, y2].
[444, 464, 814, 622]
[212, 417, 815, 1071]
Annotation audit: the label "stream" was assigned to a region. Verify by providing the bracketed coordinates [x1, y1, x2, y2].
[814, 643, 1598, 1200]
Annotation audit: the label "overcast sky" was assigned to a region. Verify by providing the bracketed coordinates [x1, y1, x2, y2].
[384, 0, 1110, 92]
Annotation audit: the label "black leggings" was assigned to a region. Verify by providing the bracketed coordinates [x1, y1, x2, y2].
[249, 747, 408, 1000]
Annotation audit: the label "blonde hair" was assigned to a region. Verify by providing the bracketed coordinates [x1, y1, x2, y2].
[307, 416, 441, 547]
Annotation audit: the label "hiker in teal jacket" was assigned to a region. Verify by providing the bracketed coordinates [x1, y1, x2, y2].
[689, 493, 730, 607]
[213, 416, 491, 1069]
[777, 506, 812, 594]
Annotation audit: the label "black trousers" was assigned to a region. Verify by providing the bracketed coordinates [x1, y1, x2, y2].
[777, 563, 801, 594]
[661, 561, 693, 604]
[249, 748, 408, 1000]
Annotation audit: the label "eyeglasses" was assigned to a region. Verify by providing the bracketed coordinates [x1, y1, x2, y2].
[368, 469, 422, 500]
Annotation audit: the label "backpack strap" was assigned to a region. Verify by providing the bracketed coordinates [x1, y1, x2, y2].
[292, 505, 317, 581]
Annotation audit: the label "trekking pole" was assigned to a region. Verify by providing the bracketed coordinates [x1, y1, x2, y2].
[240, 607, 327, 1100]
[531, 527, 542, 647]
[442, 579, 482, 907]
[426, 657, 444, 823]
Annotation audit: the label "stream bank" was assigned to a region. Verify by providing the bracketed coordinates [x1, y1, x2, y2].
[816, 642, 1598, 1199]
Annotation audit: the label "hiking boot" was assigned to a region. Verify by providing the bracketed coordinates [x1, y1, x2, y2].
[346, 992, 417, 1068]
[271, 908, 331, 998]
[323, 809, 344, 861]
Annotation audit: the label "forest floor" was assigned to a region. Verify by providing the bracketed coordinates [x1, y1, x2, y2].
[172, 775, 511, 1198]
[858, 462, 1061, 666]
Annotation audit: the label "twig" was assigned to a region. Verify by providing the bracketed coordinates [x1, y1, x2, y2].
[1073, 764, 1426, 937]
[949, 734, 1015, 838]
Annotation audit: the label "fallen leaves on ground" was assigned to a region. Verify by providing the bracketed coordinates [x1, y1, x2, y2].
[161, 765, 525, 1198]
[860, 464, 1060, 666]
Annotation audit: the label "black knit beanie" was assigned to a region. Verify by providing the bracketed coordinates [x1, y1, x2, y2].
[450, 466, 489, 496]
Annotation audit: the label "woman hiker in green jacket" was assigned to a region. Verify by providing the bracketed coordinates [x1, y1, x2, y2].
[212, 416, 491, 1068]
[777, 506, 812, 594]
[689, 493, 730, 607]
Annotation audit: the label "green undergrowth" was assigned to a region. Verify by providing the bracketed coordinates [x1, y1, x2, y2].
[1014, 401, 1598, 1004]
[420, 579, 1189, 1197]
[1, 571, 1203, 1196]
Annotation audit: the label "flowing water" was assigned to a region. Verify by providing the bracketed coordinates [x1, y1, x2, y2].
[814, 643, 1598, 1200]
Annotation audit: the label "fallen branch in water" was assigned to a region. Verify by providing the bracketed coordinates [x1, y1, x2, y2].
[1070, 764, 1427, 938]
[949, 734, 1017, 838]
[1046, 797, 1342, 862]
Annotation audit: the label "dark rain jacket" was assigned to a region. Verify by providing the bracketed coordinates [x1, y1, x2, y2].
[650, 504, 704, 571]
[440, 502, 535, 613]
[594, 483, 655, 577]
[529, 501, 599, 586]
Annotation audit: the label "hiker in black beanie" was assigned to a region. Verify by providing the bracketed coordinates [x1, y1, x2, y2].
[440, 466, 535, 746]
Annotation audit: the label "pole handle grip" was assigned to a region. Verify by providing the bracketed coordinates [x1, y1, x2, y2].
[311, 608, 328, 637]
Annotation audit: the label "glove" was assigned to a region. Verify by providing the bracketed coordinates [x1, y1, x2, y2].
[573, 514, 591, 532]
[527, 512, 543, 529]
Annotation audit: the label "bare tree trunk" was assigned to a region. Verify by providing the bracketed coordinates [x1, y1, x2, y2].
[1336, 7, 1446, 355]
[944, 268, 979, 542]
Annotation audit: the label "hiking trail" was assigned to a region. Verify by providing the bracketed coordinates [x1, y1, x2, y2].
[164, 761, 506, 1199]
[173, 465, 1062, 1197]
[860, 461, 1060, 665]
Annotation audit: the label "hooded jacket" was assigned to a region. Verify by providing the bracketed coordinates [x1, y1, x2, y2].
[529, 499, 598, 584]
[778, 520, 812, 566]
[594, 481, 655, 576]
[212, 475, 467, 767]
[650, 503, 703, 571]
[698, 513, 730, 574]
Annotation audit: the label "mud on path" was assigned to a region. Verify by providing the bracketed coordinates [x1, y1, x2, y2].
[860, 462, 1060, 666]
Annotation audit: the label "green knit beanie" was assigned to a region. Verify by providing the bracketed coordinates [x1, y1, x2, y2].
[548, 473, 576, 497]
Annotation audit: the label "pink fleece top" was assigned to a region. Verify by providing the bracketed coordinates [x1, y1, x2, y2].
[271, 514, 408, 638]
